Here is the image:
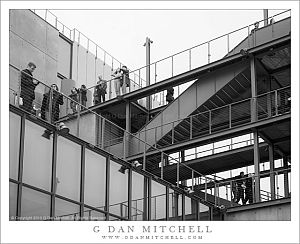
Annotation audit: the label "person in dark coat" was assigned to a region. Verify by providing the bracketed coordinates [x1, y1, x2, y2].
[243, 173, 254, 204]
[69, 87, 79, 113]
[79, 84, 87, 108]
[20, 62, 38, 113]
[234, 171, 246, 204]
[166, 87, 174, 104]
[41, 84, 63, 123]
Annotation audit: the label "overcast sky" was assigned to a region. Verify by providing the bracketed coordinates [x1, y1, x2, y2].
[50, 9, 288, 71]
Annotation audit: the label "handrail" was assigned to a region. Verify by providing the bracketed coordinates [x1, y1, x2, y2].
[141, 85, 290, 133]
[9, 63, 219, 207]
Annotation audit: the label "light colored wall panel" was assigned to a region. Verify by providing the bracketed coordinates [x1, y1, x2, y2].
[57, 37, 72, 78]
[46, 24, 59, 60]
[9, 32, 22, 68]
[76, 45, 87, 86]
[45, 55, 58, 87]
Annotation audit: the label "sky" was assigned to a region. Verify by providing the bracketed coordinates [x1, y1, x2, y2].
[49, 9, 288, 71]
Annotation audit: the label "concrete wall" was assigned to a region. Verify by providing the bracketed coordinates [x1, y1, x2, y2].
[227, 17, 291, 56]
[225, 198, 291, 221]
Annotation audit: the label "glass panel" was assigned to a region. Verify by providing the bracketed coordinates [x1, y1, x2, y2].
[21, 186, 51, 221]
[55, 197, 80, 221]
[9, 182, 18, 220]
[177, 193, 183, 220]
[185, 195, 192, 219]
[84, 149, 106, 208]
[109, 160, 128, 219]
[83, 208, 106, 221]
[131, 171, 144, 221]
[56, 136, 81, 201]
[9, 112, 21, 180]
[151, 180, 166, 220]
[199, 203, 210, 221]
[23, 120, 52, 191]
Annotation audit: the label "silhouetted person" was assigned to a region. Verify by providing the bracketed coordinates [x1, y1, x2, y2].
[166, 87, 174, 104]
[120, 65, 130, 89]
[112, 68, 123, 97]
[243, 173, 254, 204]
[69, 87, 79, 113]
[41, 84, 63, 123]
[20, 62, 38, 113]
[234, 171, 245, 204]
[79, 84, 87, 108]
[94, 76, 107, 104]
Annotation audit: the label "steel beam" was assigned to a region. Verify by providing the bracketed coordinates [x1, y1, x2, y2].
[253, 130, 261, 202]
[269, 143, 276, 200]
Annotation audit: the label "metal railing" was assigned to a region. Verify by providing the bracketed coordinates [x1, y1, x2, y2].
[9, 64, 221, 211]
[33, 9, 290, 110]
[137, 86, 290, 150]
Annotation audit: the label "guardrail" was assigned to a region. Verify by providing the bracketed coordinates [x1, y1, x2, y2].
[32, 9, 290, 110]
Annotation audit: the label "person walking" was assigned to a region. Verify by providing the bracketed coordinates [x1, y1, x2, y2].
[20, 62, 38, 113]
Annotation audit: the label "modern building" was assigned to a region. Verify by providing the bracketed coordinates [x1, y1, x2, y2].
[9, 9, 291, 221]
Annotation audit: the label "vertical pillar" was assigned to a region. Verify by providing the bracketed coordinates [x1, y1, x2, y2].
[174, 192, 179, 219]
[250, 57, 257, 122]
[143, 177, 148, 220]
[125, 102, 131, 158]
[50, 132, 58, 219]
[148, 177, 152, 220]
[283, 156, 289, 197]
[79, 144, 86, 220]
[105, 156, 110, 220]
[263, 9, 268, 27]
[128, 168, 132, 220]
[253, 131, 261, 202]
[166, 187, 170, 221]
[144, 37, 153, 113]
[269, 144, 276, 200]
[182, 194, 185, 221]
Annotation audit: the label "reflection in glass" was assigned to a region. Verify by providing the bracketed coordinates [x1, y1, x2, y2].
[131, 171, 144, 221]
[9, 182, 18, 220]
[109, 160, 128, 219]
[56, 136, 81, 201]
[84, 149, 106, 209]
[23, 120, 52, 191]
[21, 187, 51, 221]
[151, 180, 166, 220]
[55, 197, 80, 221]
[83, 208, 106, 221]
[9, 112, 21, 180]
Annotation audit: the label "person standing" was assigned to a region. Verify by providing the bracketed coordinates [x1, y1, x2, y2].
[166, 87, 174, 104]
[69, 87, 79, 113]
[20, 62, 38, 113]
[243, 173, 254, 204]
[79, 84, 87, 108]
[112, 68, 123, 97]
[98, 76, 107, 103]
[41, 84, 64, 123]
[234, 171, 246, 204]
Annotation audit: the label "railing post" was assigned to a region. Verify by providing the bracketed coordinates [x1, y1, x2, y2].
[190, 116, 193, 139]
[191, 170, 194, 191]
[49, 87, 53, 124]
[230, 181, 233, 206]
[171, 56, 174, 77]
[161, 152, 164, 179]
[123, 133, 126, 160]
[275, 90, 278, 115]
[208, 42, 211, 63]
[101, 118, 105, 149]
[189, 49, 191, 71]
[209, 111, 212, 134]
[229, 104, 232, 128]
[172, 122, 175, 144]
[154, 62, 157, 83]
[227, 34, 230, 53]
[176, 161, 179, 187]
[204, 178, 207, 201]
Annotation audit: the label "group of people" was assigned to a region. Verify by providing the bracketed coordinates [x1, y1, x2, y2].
[112, 65, 130, 97]
[232, 171, 254, 205]
[68, 84, 87, 113]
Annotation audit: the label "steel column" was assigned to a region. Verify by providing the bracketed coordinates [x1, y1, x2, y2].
[16, 115, 26, 219]
[182, 194, 185, 221]
[166, 187, 169, 221]
[283, 156, 290, 197]
[253, 130, 261, 202]
[269, 144, 276, 200]
[105, 156, 110, 220]
[50, 132, 58, 219]
[79, 144, 86, 219]
[148, 177, 152, 220]
[250, 57, 258, 122]
[128, 168, 132, 220]
[143, 177, 148, 220]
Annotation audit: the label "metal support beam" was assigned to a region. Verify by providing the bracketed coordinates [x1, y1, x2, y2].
[105, 156, 110, 220]
[166, 187, 170, 220]
[128, 168, 132, 220]
[79, 144, 86, 220]
[148, 177, 152, 220]
[253, 130, 261, 202]
[283, 156, 289, 197]
[182, 194, 185, 221]
[144, 37, 153, 113]
[50, 132, 58, 219]
[143, 177, 148, 220]
[250, 56, 257, 122]
[269, 144, 276, 200]
[16, 114, 26, 219]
